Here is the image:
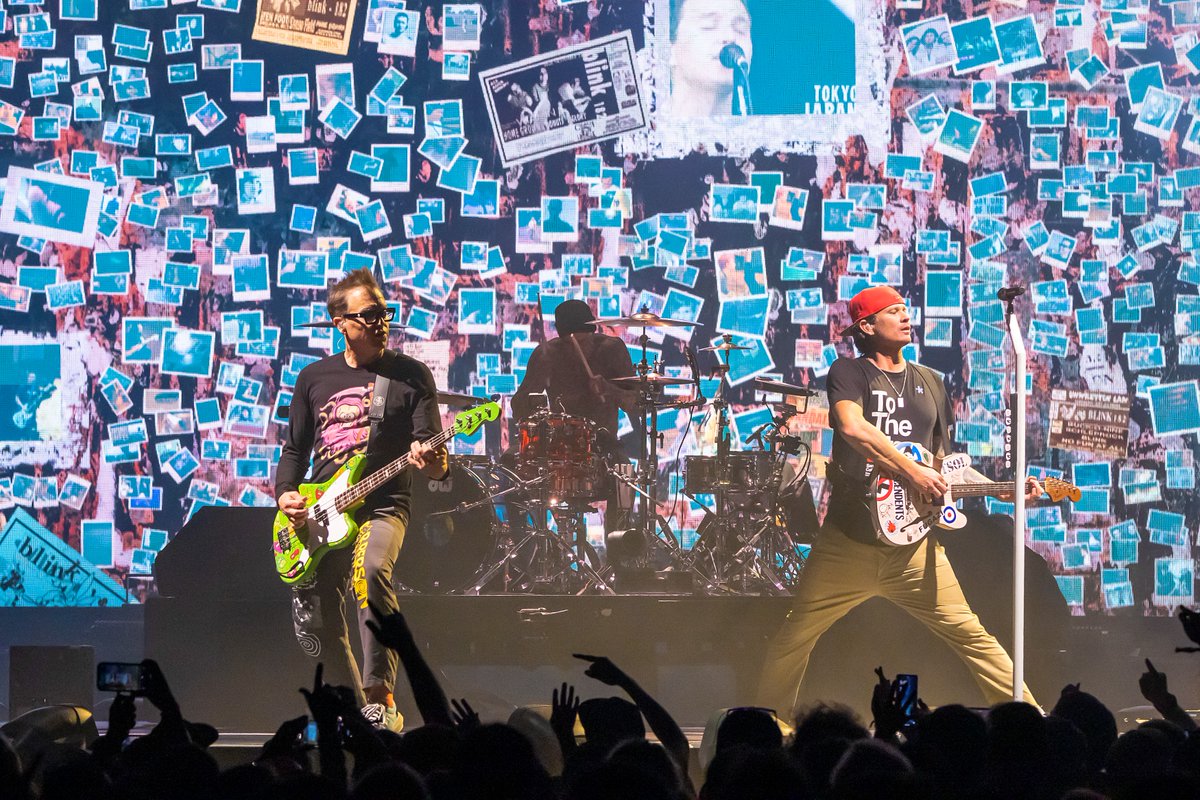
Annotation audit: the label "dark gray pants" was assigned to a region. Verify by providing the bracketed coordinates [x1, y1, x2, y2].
[291, 511, 407, 705]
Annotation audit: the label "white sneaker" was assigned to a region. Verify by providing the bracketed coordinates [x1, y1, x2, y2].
[361, 702, 404, 732]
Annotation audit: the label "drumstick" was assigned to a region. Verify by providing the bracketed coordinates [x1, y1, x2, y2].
[569, 333, 598, 381]
[569, 333, 606, 399]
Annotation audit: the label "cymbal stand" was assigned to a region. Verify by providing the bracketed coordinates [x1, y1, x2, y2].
[460, 468, 615, 595]
[716, 406, 810, 594]
[682, 336, 739, 591]
[621, 322, 690, 568]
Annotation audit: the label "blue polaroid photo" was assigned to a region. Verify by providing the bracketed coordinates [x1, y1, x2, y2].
[710, 184, 760, 223]
[417, 198, 445, 224]
[161, 328, 215, 378]
[423, 99, 464, 137]
[437, 153, 481, 194]
[230, 59, 264, 102]
[370, 144, 410, 192]
[0, 167, 103, 247]
[539, 196, 579, 242]
[290, 205, 317, 234]
[417, 135, 467, 170]
[821, 200, 856, 241]
[168, 63, 198, 84]
[458, 288, 496, 334]
[462, 179, 499, 217]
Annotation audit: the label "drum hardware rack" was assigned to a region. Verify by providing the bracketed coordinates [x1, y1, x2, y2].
[402, 310, 821, 596]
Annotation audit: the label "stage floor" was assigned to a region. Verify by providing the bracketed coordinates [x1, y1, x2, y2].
[2, 595, 1196, 733]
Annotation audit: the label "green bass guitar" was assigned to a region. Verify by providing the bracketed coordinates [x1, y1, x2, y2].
[272, 401, 500, 584]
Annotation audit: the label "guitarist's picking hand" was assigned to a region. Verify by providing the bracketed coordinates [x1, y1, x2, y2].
[904, 461, 947, 504]
[278, 491, 307, 525]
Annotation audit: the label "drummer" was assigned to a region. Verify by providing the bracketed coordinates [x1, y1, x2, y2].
[511, 299, 641, 456]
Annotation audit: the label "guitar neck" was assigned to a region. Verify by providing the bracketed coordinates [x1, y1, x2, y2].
[335, 426, 457, 511]
[950, 481, 1016, 499]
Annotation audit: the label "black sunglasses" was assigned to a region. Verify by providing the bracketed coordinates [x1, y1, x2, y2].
[342, 306, 396, 324]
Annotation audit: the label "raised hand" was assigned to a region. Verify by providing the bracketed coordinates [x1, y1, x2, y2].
[573, 653, 629, 687]
[1139, 659, 1176, 709]
[550, 682, 580, 751]
[299, 663, 343, 731]
[450, 698, 481, 731]
[364, 601, 414, 651]
[108, 692, 137, 740]
[1179, 607, 1200, 647]
[140, 659, 180, 716]
[870, 666, 905, 740]
[260, 714, 310, 760]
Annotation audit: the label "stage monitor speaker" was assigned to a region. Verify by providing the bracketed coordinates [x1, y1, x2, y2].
[154, 506, 286, 602]
[9, 645, 94, 719]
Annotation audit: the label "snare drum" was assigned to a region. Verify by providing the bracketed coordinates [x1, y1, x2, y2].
[515, 412, 601, 499]
[396, 458, 501, 593]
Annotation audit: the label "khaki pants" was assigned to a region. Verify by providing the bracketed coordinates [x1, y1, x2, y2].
[755, 524, 1038, 718]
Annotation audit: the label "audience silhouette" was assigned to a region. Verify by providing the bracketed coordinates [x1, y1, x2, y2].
[5, 606, 1200, 799]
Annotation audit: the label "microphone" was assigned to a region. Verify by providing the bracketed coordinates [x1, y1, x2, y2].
[719, 43, 749, 72]
[719, 43, 753, 115]
[996, 286, 1026, 302]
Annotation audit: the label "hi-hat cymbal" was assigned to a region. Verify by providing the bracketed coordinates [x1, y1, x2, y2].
[594, 311, 697, 328]
[438, 389, 481, 406]
[610, 373, 693, 387]
[754, 377, 819, 397]
[699, 342, 751, 352]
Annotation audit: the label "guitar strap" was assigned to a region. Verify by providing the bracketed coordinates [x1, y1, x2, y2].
[367, 349, 395, 457]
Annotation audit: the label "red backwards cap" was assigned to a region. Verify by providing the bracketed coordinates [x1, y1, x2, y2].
[839, 286, 905, 337]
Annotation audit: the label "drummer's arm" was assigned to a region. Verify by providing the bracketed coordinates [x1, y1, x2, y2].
[600, 338, 641, 415]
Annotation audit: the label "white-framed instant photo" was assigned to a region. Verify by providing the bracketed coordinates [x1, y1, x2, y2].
[0, 167, 103, 247]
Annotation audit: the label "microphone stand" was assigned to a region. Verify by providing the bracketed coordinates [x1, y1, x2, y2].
[731, 67, 752, 116]
[1001, 286, 1027, 702]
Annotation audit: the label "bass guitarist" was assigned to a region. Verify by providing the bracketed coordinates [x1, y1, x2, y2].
[756, 286, 1043, 718]
[276, 268, 448, 732]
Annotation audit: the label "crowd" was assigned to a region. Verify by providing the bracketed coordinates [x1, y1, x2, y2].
[3, 605, 1200, 800]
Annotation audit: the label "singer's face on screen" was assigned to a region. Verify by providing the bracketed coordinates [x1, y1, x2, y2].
[671, 0, 752, 106]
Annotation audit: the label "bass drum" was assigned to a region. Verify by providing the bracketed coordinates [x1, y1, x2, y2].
[395, 458, 500, 593]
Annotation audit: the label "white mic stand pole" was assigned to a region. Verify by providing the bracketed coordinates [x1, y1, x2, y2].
[1000, 286, 1027, 703]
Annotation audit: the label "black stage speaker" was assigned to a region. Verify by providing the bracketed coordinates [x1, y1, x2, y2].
[154, 506, 286, 601]
[9, 645, 94, 718]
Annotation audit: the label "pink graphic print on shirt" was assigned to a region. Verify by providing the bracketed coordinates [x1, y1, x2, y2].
[316, 383, 373, 464]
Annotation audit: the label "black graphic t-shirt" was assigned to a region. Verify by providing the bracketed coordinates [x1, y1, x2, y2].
[276, 350, 442, 520]
[824, 357, 952, 545]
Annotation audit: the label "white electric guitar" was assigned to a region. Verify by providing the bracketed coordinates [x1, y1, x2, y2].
[870, 441, 1080, 546]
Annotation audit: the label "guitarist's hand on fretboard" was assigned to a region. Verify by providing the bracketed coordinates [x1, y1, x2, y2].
[995, 476, 1045, 503]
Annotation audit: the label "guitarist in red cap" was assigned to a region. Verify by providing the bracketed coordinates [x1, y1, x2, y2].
[756, 285, 1044, 718]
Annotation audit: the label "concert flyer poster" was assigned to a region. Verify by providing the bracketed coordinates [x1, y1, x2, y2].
[251, 0, 359, 56]
[478, 31, 647, 166]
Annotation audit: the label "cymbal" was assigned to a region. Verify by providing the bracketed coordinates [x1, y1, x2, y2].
[754, 377, 819, 397]
[610, 373, 694, 387]
[699, 342, 751, 352]
[594, 311, 697, 328]
[438, 389, 481, 406]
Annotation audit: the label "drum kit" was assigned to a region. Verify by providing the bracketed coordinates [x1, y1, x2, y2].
[401, 310, 819, 596]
